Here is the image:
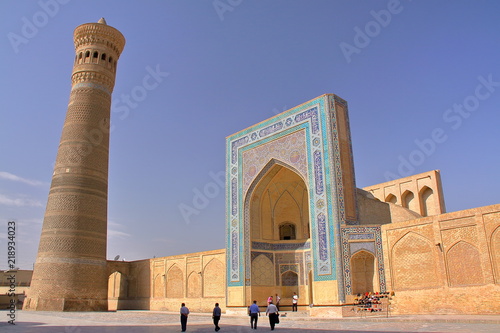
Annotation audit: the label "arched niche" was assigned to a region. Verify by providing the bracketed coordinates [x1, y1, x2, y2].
[402, 190, 418, 213]
[187, 271, 201, 298]
[419, 186, 434, 216]
[391, 232, 439, 290]
[203, 259, 225, 297]
[281, 270, 299, 297]
[166, 265, 183, 298]
[350, 250, 378, 295]
[446, 241, 484, 286]
[385, 193, 397, 204]
[246, 160, 309, 242]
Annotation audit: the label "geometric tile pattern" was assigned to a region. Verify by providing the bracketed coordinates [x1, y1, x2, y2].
[251, 254, 275, 286]
[252, 241, 311, 251]
[226, 94, 357, 293]
[242, 130, 308, 194]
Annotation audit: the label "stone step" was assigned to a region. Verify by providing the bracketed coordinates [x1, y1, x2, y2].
[278, 311, 309, 318]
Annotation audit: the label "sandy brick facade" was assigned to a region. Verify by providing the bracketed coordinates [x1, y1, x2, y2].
[107, 249, 226, 312]
[364, 170, 446, 217]
[25, 19, 125, 312]
[382, 204, 500, 314]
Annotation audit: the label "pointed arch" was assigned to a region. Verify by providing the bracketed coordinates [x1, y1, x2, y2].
[108, 271, 125, 298]
[246, 158, 308, 201]
[108, 271, 128, 311]
[402, 190, 418, 213]
[245, 159, 309, 242]
[447, 241, 484, 286]
[281, 270, 299, 297]
[419, 186, 434, 216]
[281, 270, 299, 286]
[251, 254, 274, 286]
[385, 193, 397, 204]
[391, 232, 439, 290]
[243, 157, 311, 295]
[350, 250, 378, 294]
[492, 226, 500, 284]
[187, 271, 201, 298]
[203, 258, 225, 297]
[166, 264, 183, 298]
[153, 273, 163, 298]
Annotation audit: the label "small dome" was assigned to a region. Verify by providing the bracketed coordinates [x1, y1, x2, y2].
[97, 17, 107, 25]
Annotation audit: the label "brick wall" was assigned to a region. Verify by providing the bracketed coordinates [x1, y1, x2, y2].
[382, 204, 500, 314]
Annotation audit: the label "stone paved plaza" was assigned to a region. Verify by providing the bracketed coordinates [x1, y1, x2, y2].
[1, 310, 500, 333]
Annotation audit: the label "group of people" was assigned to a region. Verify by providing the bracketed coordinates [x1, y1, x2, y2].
[180, 302, 222, 332]
[250, 292, 299, 329]
[179, 292, 299, 331]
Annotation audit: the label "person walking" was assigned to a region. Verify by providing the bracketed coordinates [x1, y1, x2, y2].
[180, 303, 189, 332]
[266, 301, 279, 330]
[275, 293, 281, 311]
[212, 302, 221, 331]
[267, 295, 273, 306]
[248, 300, 260, 329]
[292, 292, 298, 312]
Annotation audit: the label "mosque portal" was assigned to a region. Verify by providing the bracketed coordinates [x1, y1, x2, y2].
[247, 162, 311, 304]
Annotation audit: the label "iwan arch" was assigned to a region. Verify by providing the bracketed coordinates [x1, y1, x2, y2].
[24, 21, 500, 316]
[106, 94, 500, 316]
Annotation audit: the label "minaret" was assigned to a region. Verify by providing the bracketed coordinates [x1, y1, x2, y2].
[24, 19, 125, 311]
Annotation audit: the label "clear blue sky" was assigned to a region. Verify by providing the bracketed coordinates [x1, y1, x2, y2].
[1, 0, 499, 269]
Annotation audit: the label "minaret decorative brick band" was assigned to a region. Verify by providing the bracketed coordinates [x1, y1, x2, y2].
[24, 19, 125, 311]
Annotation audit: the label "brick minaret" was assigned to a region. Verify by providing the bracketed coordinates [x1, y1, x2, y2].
[24, 18, 125, 311]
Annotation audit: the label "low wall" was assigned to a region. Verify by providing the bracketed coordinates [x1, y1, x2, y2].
[382, 204, 500, 314]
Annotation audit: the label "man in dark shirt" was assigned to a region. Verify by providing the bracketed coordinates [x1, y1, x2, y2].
[180, 303, 189, 332]
[213, 302, 222, 331]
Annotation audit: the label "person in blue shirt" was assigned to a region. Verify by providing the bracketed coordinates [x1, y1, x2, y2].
[248, 300, 260, 329]
[213, 302, 222, 331]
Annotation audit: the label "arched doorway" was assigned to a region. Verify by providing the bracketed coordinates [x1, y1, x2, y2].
[281, 270, 299, 297]
[350, 251, 378, 295]
[246, 161, 311, 304]
[108, 271, 127, 311]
